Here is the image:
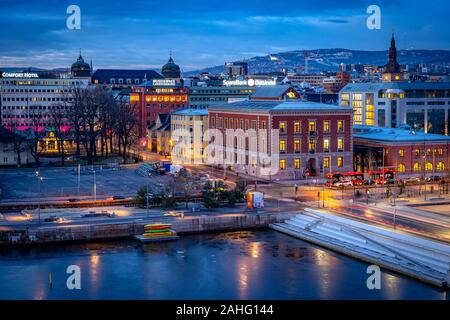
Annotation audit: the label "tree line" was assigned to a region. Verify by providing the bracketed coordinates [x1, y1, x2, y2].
[8, 86, 139, 166]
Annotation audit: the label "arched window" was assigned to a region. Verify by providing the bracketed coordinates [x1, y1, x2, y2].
[426, 162, 433, 171]
[437, 162, 445, 171]
[398, 163, 406, 173]
[413, 163, 421, 172]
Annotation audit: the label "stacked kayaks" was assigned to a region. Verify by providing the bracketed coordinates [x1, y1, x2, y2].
[135, 223, 179, 243]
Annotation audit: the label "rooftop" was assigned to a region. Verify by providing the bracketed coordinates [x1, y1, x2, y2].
[340, 81, 450, 93]
[251, 85, 294, 99]
[353, 125, 450, 143]
[92, 69, 163, 79]
[210, 100, 349, 113]
[172, 108, 208, 116]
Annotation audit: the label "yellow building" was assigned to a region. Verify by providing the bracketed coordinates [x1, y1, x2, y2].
[171, 108, 208, 164]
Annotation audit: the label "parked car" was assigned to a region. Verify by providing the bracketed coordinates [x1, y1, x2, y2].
[426, 175, 442, 182]
[405, 176, 422, 185]
[334, 180, 353, 187]
[44, 216, 67, 223]
[363, 179, 376, 185]
[112, 195, 126, 200]
[164, 211, 185, 217]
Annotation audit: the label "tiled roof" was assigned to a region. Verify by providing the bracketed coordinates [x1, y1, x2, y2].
[92, 69, 163, 79]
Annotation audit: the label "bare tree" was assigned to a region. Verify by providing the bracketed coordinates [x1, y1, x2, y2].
[26, 107, 46, 166]
[115, 100, 138, 163]
[48, 104, 72, 166]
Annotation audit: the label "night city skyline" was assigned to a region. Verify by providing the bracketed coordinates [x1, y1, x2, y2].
[1, 0, 450, 70]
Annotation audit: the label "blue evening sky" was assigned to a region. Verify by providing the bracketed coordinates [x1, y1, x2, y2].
[0, 0, 448, 71]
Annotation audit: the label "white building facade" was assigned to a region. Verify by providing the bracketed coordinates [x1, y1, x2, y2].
[339, 82, 450, 135]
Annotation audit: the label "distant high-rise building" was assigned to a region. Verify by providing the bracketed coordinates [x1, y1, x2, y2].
[225, 62, 248, 78]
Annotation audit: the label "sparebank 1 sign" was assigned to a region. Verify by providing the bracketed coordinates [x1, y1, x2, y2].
[223, 78, 276, 87]
[1, 72, 39, 78]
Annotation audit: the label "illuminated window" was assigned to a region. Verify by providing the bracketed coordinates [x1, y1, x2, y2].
[294, 122, 301, 133]
[414, 149, 420, 157]
[337, 138, 344, 152]
[437, 162, 445, 171]
[398, 163, 405, 173]
[413, 163, 421, 172]
[426, 162, 433, 171]
[294, 140, 301, 152]
[308, 121, 316, 133]
[279, 122, 286, 133]
[398, 149, 404, 157]
[337, 156, 343, 168]
[279, 159, 286, 170]
[294, 159, 301, 169]
[438, 148, 444, 156]
[323, 157, 330, 169]
[279, 140, 286, 153]
[323, 139, 329, 152]
[323, 121, 330, 132]
[309, 139, 316, 153]
[337, 120, 344, 132]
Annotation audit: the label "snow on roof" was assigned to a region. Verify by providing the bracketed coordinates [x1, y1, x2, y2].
[209, 100, 350, 113]
[171, 108, 208, 116]
[251, 85, 293, 98]
[353, 125, 450, 143]
[341, 81, 450, 93]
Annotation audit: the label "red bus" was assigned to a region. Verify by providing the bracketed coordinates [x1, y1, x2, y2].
[368, 169, 395, 184]
[326, 171, 365, 186]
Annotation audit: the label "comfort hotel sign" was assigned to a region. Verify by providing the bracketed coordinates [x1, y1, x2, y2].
[0, 71, 39, 78]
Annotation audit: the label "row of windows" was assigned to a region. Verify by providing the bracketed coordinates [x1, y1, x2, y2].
[279, 138, 345, 153]
[2, 105, 69, 111]
[398, 162, 446, 173]
[213, 117, 265, 131]
[3, 97, 73, 102]
[2, 88, 76, 93]
[1, 80, 84, 86]
[190, 97, 229, 102]
[279, 156, 344, 170]
[279, 120, 345, 133]
[108, 78, 142, 84]
[2, 122, 70, 127]
[398, 148, 446, 157]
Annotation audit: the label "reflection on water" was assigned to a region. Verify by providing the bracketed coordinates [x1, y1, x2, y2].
[0, 230, 447, 300]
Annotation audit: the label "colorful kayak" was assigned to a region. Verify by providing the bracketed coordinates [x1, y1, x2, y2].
[144, 224, 171, 229]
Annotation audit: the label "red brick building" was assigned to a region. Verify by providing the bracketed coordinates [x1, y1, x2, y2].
[353, 125, 450, 177]
[208, 100, 353, 180]
[130, 79, 188, 138]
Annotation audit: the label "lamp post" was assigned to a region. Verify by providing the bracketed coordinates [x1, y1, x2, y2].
[93, 170, 97, 201]
[35, 171, 43, 225]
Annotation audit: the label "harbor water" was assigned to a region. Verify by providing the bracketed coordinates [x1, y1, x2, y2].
[0, 230, 447, 300]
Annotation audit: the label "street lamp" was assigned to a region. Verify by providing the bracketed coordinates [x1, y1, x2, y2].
[35, 171, 43, 225]
[93, 170, 97, 201]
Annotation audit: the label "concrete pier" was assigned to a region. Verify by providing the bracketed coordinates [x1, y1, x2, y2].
[271, 208, 450, 288]
[0, 212, 297, 246]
